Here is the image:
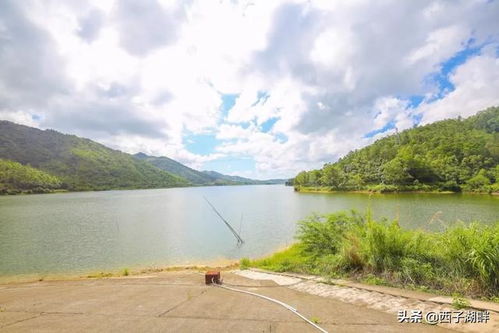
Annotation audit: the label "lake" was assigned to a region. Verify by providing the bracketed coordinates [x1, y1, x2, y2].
[0, 185, 498, 277]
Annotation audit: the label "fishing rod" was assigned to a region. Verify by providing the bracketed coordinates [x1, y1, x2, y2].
[203, 196, 244, 245]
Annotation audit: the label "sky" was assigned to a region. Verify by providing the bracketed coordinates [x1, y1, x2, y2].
[1, 0, 499, 179]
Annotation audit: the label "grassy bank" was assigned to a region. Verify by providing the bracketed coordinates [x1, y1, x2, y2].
[241, 210, 499, 300]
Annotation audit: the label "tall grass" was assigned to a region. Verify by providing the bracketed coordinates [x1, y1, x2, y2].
[247, 210, 499, 298]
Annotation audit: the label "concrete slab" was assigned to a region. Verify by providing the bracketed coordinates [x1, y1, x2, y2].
[0, 312, 40, 330]
[0, 271, 454, 332]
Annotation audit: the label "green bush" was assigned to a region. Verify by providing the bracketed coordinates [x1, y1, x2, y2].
[239, 258, 251, 270]
[297, 211, 364, 257]
[489, 183, 499, 193]
[367, 184, 399, 193]
[362, 220, 410, 272]
[443, 223, 499, 290]
[452, 295, 471, 309]
[465, 169, 491, 191]
[400, 258, 435, 284]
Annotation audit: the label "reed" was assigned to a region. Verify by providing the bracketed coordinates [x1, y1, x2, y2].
[246, 210, 499, 299]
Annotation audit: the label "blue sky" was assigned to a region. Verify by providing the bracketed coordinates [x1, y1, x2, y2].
[0, 0, 498, 179]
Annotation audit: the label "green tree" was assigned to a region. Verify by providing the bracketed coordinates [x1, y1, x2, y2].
[466, 169, 491, 190]
[382, 158, 412, 185]
[294, 171, 309, 185]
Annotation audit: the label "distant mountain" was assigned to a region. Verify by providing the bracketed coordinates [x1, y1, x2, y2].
[134, 153, 287, 185]
[0, 121, 188, 193]
[134, 152, 217, 185]
[202, 170, 287, 185]
[201, 170, 253, 184]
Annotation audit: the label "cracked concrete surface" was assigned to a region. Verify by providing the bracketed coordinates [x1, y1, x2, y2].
[0, 271, 454, 332]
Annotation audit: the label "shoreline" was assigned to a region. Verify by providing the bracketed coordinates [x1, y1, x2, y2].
[295, 186, 499, 195]
[0, 262, 240, 285]
[0, 244, 295, 285]
[0, 183, 286, 196]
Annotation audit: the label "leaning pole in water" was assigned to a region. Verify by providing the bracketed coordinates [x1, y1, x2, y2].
[203, 196, 244, 245]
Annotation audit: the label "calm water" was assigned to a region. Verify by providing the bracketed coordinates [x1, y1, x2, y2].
[0, 185, 498, 276]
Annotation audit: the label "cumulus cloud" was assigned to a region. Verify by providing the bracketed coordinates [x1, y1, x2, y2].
[113, 0, 185, 56]
[0, 0, 498, 178]
[43, 97, 168, 139]
[0, 1, 69, 110]
[77, 8, 105, 43]
[417, 51, 499, 124]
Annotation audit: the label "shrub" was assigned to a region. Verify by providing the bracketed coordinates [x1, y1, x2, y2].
[361, 220, 410, 272]
[442, 223, 499, 291]
[338, 233, 365, 271]
[400, 258, 435, 284]
[239, 258, 251, 270]
[367, 184, 399, 193]
[489, 182, 499, 193]
[452, 295, 471, 309]
[297, 211, 364, 257]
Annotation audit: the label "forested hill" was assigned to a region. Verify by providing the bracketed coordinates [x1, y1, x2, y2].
[201, 170, 287, 185]
[134, 153, 287, 185]
[134, 152, 219, 185]
[0, 121, 187, 193]
[294, 107, 499, 193]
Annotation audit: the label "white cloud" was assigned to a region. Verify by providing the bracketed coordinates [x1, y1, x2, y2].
[0, 0, 498, 179]
[310, 27, 357, 71]
[0, 110, 39, 128]
[373, 97, 410, 129]
[406, 25, 467, 67]
[418, 52, 499, 124]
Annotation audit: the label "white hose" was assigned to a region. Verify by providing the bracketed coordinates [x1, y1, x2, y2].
[212, 280, 328, 333]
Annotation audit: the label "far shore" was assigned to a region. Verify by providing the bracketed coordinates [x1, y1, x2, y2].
[0, 183, 287, 196]
[294, 186, 499, 195]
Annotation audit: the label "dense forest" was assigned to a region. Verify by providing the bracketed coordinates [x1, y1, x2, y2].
[294, 107, 499, 193]
[0, 121, 187, 193]
[0, 159, 63, 194]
